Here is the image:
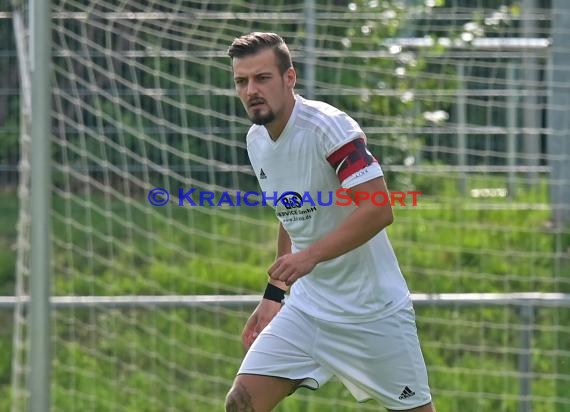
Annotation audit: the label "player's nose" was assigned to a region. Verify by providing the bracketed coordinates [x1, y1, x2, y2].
[246, 80, 259, 96]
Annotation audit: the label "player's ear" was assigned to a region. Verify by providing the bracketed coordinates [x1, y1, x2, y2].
[285, 67, 296, 88]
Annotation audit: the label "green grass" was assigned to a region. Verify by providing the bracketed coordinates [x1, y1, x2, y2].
[0, 173, 569, 411]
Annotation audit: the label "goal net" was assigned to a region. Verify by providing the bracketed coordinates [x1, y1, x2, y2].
[10, 0, 569, 411]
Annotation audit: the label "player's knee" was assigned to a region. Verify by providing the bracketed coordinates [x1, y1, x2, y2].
[224, 388, 238, 411]
[225, 384, 254, 412]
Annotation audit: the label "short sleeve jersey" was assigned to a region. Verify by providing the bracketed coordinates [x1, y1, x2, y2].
[246, 95, 411, 322]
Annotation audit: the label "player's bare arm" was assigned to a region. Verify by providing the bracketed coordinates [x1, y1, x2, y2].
[270, 222, 292, 290]
[242, 223, 291, 349]
[268, 176, 393, 286]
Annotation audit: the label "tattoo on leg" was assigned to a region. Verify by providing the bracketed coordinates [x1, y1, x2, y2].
[226, 381, 255, 412]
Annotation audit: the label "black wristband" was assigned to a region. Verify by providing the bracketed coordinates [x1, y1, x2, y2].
[263, 283, 286, 303]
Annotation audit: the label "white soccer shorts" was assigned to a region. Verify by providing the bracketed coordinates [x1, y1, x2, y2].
[237, 301, 433, 410]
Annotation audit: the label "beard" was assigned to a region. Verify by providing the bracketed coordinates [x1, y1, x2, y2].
[248, 109, 276, 125]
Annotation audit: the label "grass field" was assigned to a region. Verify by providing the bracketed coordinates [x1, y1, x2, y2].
[0, 173, 568, 411]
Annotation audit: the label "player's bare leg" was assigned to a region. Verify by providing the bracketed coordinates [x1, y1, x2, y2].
[225, 374, 302, 412]
[388, 402, 436, 412]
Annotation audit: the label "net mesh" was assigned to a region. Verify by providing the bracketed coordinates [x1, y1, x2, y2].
[10, 0, 570, 411]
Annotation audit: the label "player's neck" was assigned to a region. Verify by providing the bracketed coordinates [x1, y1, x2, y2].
[266, 95, 296, 141]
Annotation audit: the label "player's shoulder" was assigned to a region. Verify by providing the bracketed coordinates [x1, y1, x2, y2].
[296, 95, 360, 137]
[296, 95, 351, 125]
[296, 96, 362, 148]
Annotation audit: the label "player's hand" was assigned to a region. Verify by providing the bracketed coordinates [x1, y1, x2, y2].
[268, 251, 317, 286]
[241, 299, 281, 350]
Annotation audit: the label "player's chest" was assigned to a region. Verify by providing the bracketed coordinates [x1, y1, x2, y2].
[253, 141, 327, 193]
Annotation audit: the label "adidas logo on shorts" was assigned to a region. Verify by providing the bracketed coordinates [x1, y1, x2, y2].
[398, 386, 416, 400]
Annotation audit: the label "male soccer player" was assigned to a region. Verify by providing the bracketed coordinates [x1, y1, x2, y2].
[225, 32, 436, 412]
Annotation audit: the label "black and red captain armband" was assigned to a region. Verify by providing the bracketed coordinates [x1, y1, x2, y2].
[326, 137, 377, 183]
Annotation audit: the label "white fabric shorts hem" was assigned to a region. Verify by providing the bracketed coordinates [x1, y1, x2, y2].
[237, 302, 432, 410]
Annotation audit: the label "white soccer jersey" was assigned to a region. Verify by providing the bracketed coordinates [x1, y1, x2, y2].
[246, 95, 411, 322]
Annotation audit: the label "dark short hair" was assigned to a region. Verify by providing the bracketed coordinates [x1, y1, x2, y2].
[227, 32, 293, 74]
